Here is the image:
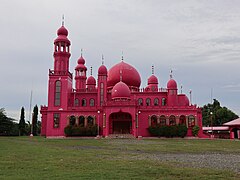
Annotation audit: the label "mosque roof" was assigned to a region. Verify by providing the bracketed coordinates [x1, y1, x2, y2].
[107, 61, 141, 88]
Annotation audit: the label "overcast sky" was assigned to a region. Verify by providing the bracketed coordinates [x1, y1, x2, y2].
[1, 0, 240, 121]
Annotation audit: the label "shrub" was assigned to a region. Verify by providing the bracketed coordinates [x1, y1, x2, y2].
[148, 125, 188, 138]
[177, 124, 188, 138]
[64, 124, 99, 136]
[170, 125, 178, 137]
[64, 125, 72, 136]
[192, 125, 200, 136]
[72, 126, 81, 136]
[148, 126, 158, 136]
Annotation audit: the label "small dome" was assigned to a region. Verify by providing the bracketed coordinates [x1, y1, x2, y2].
[78, 56, 85, 65]
[167, 79, 177, 89]
[75, 64, 87, 70]
[86, 76, 96, 85]
[148, 75, 158, 85]
[107, 61, 141, 88]
[112, 81, 131, 100]
[178, 94, 189, 106]
[57, 26, 68, 36]
[98, 65, 108, 75]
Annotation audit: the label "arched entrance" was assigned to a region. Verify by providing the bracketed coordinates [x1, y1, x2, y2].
[110, 112, 132, 134]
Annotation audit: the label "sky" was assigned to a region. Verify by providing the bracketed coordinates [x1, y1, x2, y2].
[1, 0, 240, 121]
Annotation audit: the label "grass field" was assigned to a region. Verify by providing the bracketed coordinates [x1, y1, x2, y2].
[0, 137, 239, 180]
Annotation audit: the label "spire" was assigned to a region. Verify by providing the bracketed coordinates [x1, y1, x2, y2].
[152, 65, 154, 75]
[121, 51, 124, 61]
[102, 54, 104, 65]
[62, 14, 64, 26]
[81, 48, 83, 57]
[180, 84, 183, 94]
[189, 89, 192, 105]
[90, 66, 93, 75]
[120, 70, 123, 82]
[170, 69, 173, 79]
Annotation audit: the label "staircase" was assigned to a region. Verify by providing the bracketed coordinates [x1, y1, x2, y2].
[107, 134, 135, 139]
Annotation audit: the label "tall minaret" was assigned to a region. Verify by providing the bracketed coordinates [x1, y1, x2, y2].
[48, 19, 72, 110]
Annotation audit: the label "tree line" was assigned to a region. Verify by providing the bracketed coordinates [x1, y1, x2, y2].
[202, 99, 239, 126]
[0, 105, 41, 136]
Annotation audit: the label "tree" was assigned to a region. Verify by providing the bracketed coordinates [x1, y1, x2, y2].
[32, 105, 38, 136]
[0, 108, 18, 136]
[202, 99, 238, 126]
[19, 107, 26, 136]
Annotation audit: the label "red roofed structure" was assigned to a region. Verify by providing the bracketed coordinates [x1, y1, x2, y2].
[223, 118, 240, 139]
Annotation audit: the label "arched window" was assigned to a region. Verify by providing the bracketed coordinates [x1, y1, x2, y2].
[87, 116, 94, 126]
[188, 115, 195, 127]
[154, 98, 159, 106]
[162, 98, 166, 106]
[159, 115, 166, 126]
[146, 98, 151, 106]
[138, 98, 143, 106]
[69, 116, 76, 126]
[151, 115, 158, 127]
[79, 116, 85, 126]
[74, 99, 79, 107]
[55, 81, 61, 106]
[169, 115, 176, 126]
[90, 99, 95, 107]
[82, 99, 87, 106]
[179, 115, 186, 125]
[53, 113, 60, 128]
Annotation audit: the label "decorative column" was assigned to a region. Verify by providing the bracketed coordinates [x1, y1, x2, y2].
[166, 116, 169, 125]
[157, 115, 160, 124]
[176, 115, 179, 125]
[84, 116, 87, 127]
[67, 116, 70, 125]
[75, 116, 79, 126]
[148, 115, 151, 126]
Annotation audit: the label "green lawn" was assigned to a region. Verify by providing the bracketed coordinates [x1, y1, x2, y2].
[0, 137, 239, 180]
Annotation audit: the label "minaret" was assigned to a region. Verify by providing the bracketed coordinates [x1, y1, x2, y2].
[53, 17, 71, 73]
[167, 69, 178, 106]
[75, 49, 87, 90]
[97, 55, 108, 106]
[48, 18, 72, 110]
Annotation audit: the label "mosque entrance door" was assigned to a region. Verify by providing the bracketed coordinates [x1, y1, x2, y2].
[110, 112, 132, 134]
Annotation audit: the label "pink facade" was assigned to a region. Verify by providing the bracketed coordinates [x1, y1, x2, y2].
[40, 24, 204, 138]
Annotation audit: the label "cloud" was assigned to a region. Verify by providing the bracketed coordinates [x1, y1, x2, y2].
[1, 0, 240, 119]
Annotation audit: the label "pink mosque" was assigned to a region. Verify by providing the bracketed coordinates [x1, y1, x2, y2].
[40, 24, 205, 138]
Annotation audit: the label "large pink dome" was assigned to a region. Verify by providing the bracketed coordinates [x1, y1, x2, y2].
[112, 81, 131, 100]
[107, 61, 141, 88]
